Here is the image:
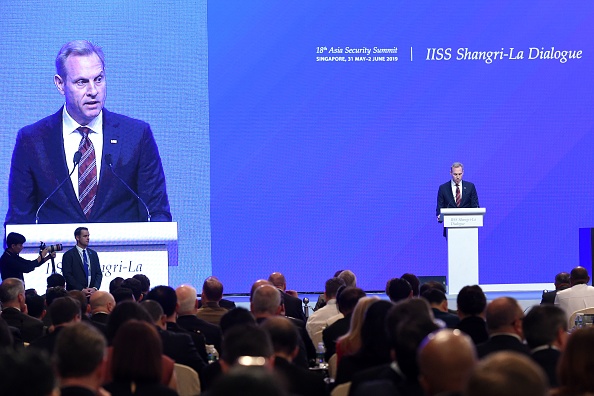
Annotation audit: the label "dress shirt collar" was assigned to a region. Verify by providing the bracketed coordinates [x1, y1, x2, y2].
[531, 344, 560, 353]
[63, 106, 103, 134]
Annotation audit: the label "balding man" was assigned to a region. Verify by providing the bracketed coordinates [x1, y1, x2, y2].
[476, 297, 530, 359]
[89, 290, 115, 336]
[554, 266, 594, 319]
[465, 352, 548, 396]
[418, 329, 477, 396]
[268, 272, 306, 322]
[176, 284, 223, 353]
[197, 276, 228, 325]
[541, 272, 570, 305]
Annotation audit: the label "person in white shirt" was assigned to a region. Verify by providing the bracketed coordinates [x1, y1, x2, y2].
[554, 266, 594, 320]
[305, 277, 345, 347]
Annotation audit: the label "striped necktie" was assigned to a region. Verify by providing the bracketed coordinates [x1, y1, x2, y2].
[77, 127, 98, 219]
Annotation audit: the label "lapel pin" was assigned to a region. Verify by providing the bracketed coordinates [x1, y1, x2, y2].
[110, 139, 118, 144]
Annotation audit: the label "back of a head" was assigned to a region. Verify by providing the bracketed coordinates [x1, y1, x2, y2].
[25, 293, 45, 319]
[47, 273, 66, 288]
[221, 325, 273, 365]
[203, 276, 224, 301]
[337, 287, 366, 315]
[386, 277, 412, 302]
[46, 286, 68, 306]
[267, 272, 286, 289]
[220, 307, 257, 335]
[109, 277, 125, 294]
[141, 299, 165, 323]
[522, 305, 567, 349]
[210, 366, 288, 396]
[176, 284, 198, 314]
[570, 266, 590, 286]
[394, 317, 440, 381]
[145, 285, 177, 317]
[420, 281, 447, 296]
[112, 320, 163, 384]
[325, 277, 346, 300]
[68, 290, 88, 316]
[121, 278, 143, 302]
[55, 322, 106, 379]
[557, 327, 594, 393]
[90, 291, 115, 312]
[485, 297, 522, 332]
[6, 232, 25, 248]
[456, 285, 486, 316]
[112, 287, 134, 303]
[0, 347, 55, 396]
[132, 274, 151, 293]
[554, 272, 570, 288]
[418, 329, 477, 395]
[49, 296, 80, 326]
[359, 300, 394, 360]
[465, 352, 547, 396]
[421, 288, 447, 306]
[0, 278, 23, 304]
[251, 284, 281, 316]
[260, 316, 299, 356]
[401, 273, 420, 297]
[338, 270, 357, 287]
[106, 301, 152, 343]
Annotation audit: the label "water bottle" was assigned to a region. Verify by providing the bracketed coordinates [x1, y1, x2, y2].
[206, 344, 219, 364]
[575, 313, 584, 329]
[317, 342, 327, 369]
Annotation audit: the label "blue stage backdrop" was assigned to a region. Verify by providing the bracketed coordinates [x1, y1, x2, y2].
[209, 2, 594, 293]
[0, 1, 211, 288]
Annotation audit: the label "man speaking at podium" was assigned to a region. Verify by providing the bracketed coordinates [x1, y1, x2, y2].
[436, 162, 480, 222]
[5, 40, 171, 225]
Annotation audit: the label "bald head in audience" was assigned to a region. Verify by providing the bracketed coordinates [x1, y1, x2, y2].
[465, 352, 548, 396]
[250, 279, 272, 300]
[268, 273, 287, 291]
[89, 291, 115, 315]
[176, 284, 199, 314]
[569, 266, 590, 286]
[485, 297, 524, 337]
[418, 329, 477, 396]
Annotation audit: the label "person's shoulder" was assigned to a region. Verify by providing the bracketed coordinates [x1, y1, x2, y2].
[103, 109, 150, 129]
[18, 109, 62, 136]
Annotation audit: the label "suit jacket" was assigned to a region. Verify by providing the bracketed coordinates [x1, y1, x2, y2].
[283, 291, 307, 323]
[432, 308, 460, 329]
[273, 356, 328, 396]
[476, 334, 531, 359]
[455, 316, 489, 345]
[322, 314, 351, 361]
[541, 290, 557, 305]
[531, 347, 560, 388]
[157, 327, 206, 375]
[166, 321, 208, 363]
[29, 325, 64, 355]
[1, 307, 45, 343]
[436, 180, 480, 217]
[177, 314, 223, 353]
[5, 107, 171, 225]
[62, 246, 102, 290]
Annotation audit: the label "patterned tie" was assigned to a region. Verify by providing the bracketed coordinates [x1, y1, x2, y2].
[455, 183, 461, 207]
[83, 249, 90, 282]
[77, 127, 98, 219]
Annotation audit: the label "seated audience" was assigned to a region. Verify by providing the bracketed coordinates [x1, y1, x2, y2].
[30, 296, 81, 354]
[421, 288, 460, 328]
[0, 347, 56, 396]
[522, 304, 567, 387]
[0, 277, 45, 343]
[541, 272, 570, 305]
[197, 276, 228, 325]
[306, 277, 346, 346]
[335, 296, 379, 361]
[121, 278, 144, 302]
[554, 266, 594, 320]
[455, 285, 488, 345]
[268, 272, 307, 322]
[386, 277, 413, 303]
[25, 292, 46, 321]
[47, 273, 66, 289]
[551, 327, 594, 396]
[176, 284, 223, 353]
[466, 352, 548, 396]
[401, 273, 420, 297]
[338, 270, 357, 288]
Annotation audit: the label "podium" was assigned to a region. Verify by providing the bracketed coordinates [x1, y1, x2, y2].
[440, 208, 486, 294]
[5, 222, 178, 292]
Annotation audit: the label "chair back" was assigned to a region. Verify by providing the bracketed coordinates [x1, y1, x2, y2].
[174, 363, 201, 396]
[331, 381, 351, 396]
[568, 307, 594, 329]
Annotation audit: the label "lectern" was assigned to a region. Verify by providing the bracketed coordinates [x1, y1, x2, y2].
[440, 208, 486, 294]
[5, 222, 178, 292]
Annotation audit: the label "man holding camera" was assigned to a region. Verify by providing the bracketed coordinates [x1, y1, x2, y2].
[62, 227, 102, 295]
[0, 232, 55, 282]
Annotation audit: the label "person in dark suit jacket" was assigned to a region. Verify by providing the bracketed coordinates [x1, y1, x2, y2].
[268, 272, 307, 323]
[436, 162, 480, 221]
[421, 288, 460, 329]
[541, 272, 570, 305]
[62, 227, 102, 293]
[5, 39, 171, 225]
[522, 304, 567, 387]
[0, 278, 45, 344]
[455, 285, 489, 345]
[476, 297, 530, 359]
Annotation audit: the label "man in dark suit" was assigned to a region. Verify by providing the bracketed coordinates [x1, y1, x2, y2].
[436, 162, 480, 221]
[62, 227, 102, 293]
[476, 297, 530, 359]
[522, 304, 567, 387]
[5, 39, 170, 225]
[268, 272, 307, 322]
[0, 278, 45, 343]
[541, 272, 570, 305]
[421, 288, 460, 329]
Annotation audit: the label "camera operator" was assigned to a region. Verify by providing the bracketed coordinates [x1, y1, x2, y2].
[62, 227, 102, 296]
[0, 232, 56, 282]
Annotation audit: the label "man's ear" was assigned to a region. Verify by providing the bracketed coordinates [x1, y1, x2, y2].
[54, 74, 65, 95]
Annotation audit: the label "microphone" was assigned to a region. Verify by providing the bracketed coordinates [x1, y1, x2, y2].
[35, 152, 82, 224]
[105, 154, 151, 222]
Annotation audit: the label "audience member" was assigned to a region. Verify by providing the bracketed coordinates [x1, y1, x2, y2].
[306, 277, 346, 346]
[43, 285, 69, 327]
[55, 322, 107, 396]
[268, 272, 307, 322]
[386, 277, 413, 302]
[220, 307, 256, 334]
[552, 326, 594, 396]
[133, 273, 151, 297]
[335, 296, 379, 361]
[554, 266, 594, 319]
[322, 286, 366, 360]
[104, 320, 178, 396]
[0, 347, 56, 396]
[112, 287, 134, 303]
[176, 284, 223, 353]
[417, 329, 477, 396]
[476, 297, 530, 358]
[401, 273, 420, 297]
[541, 272, 570, 305]
[109, 277, 125, 294]
[121, 278, 143, 302]
[197, 276, 228, 325]
[30, 296, 81, 354]
[261, 316, 328, 396]
[313, 270, 344, 311]
[421, 288, 460, 328]
[455, 285, 488, 345]
[47, 273, 66, 288]
[68, 289, 91, 321]
[209, 366, 288, 396]
[0, 277, 45, 343]
[25, 292, 46, 321]
[522, 304, 567, 387]
[419, 280, 447, 296]
[466, 352, 548, 396]
[337, 270, 357, 288]
[90, 290, 115, 325]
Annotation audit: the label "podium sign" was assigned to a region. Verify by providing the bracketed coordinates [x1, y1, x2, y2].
[5, 222, 177, 293]
[440, 208, 486, 294]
